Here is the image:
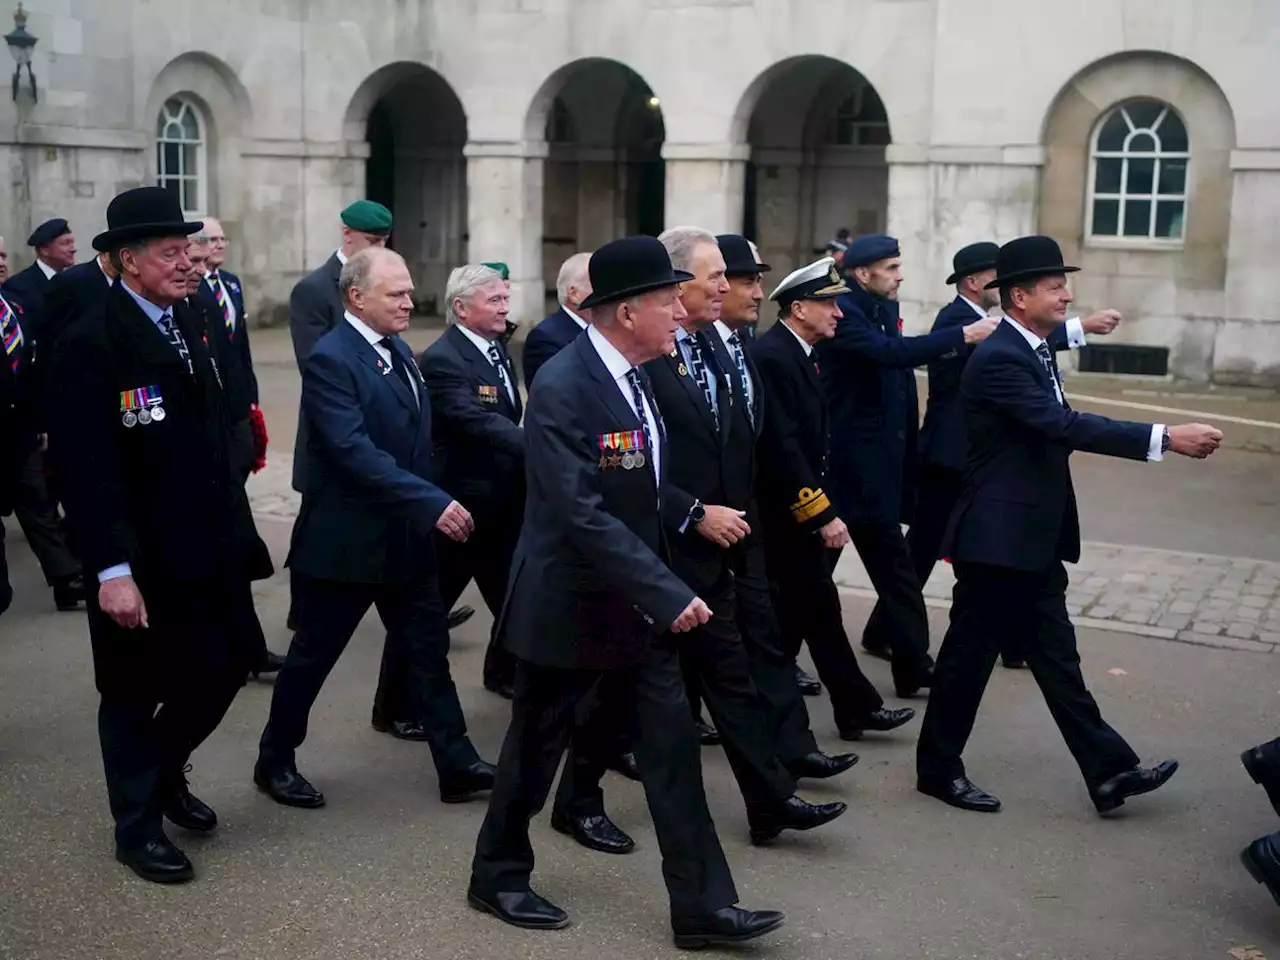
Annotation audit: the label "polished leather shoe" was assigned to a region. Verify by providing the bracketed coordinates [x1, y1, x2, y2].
[786, 750, 859, 780]
[695, 718, 721, 746]
[440, 759, 496, 804]
[254, 761, 326, 808]
[672, 906, 785, 949]
[116, 837, 194, 884]
[861, 641, 892, 662]
[53, 575, 85, 612]
[551, 810, 636, 854]
[467, 886, 569, 930]
[895, 668, 934, 699]
[1241, 832, 1280, 906]
[447, 605, 476, 630]
[606, 751, 642, 782]
[838, 706, 917, 741]
[370, 713, 432, 741]
[484, 679, 515, 700]
[1001, 657, 1027, 669]
[1092, 760, 1178, 813]
[164, 774, 217, 832]
[794, 666, 822, 696]
[250, 650, 286, 679]
[748, 795, 846, 845]
[918, 776, 1002, 812]
[1242, 745, 1280, 817]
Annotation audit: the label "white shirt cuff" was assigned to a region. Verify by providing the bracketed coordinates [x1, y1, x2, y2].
[1065, 316, 1087, 349]
[97, 563, 132, 583]
[1147, 424, 1166, 462]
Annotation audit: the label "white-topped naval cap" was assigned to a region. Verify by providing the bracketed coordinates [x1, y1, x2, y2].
[768, 256, 850, 303]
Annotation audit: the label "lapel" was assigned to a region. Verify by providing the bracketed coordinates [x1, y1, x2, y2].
[741, 344, 765, 438]
[780, 322, 823, 405]
[705, 330, 749, 440]
[448, 324, 518, 419]
[109, 281, 193, 379]
[495, 339, 523, 421]
[341, 321, 419, 418]
[578, 332, 641, 433]
[998, 319, 1063, 404]
[670, 332, 720, 441]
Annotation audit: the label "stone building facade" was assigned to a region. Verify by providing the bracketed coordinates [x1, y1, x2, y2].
[1, 0, 1277, 384]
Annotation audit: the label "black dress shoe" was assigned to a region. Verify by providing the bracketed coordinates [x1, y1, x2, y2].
[116, 837, 194, 884]
[748, 795, 847, 845]
[917, 776, 1002, 812]
[467, 886, 570, 930]
[1241, 832, 1280, 906]
[672, 906, 785, 949]
[1242, 745, 1280, 817]
[861, 641, 892, 662]
[1001, 657, 1027, 669]
[695, 719, 721, 746]
[439, 759, 496, 804]
[794, 666, 822, 696]
[551, 810, 636, 854]
[838, 706, 917, 741]
[53, 575, 85, 611]
[484, 679, 515, 700]
[606, 751, 642, 782]
[163, 770, 217, 832]
[254, 761, 326, 808]
[1092, 760, 1178, 813]
[895, 668, 934, 699]
[447, 605, 476, 630]
[250, 650, 286, 679]
[786, 751, 859, 780]
[370, 713, 432, 741]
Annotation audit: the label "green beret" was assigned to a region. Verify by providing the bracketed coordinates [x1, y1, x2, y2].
[341, 200, 393, 235]
[481, 261, 510, 281]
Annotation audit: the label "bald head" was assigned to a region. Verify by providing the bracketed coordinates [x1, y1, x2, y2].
[341, 247, 414, 336]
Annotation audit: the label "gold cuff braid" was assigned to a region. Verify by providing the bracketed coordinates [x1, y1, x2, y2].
[789, 487, 831, 522]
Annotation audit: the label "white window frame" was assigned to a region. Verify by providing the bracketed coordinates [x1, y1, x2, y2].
[156, 96, 208, 218]
[1085, 100, 1189, 250]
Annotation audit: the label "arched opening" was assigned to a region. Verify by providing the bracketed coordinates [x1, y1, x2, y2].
[346, 63, 468, 317]
[735, 56, 891, 282]
[525, 58, 665, 315]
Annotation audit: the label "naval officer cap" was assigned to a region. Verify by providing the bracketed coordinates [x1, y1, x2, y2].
[340, 200, 393, 235]
[842, 234, 900, 269]
[768, 256, 850, 308]
[28, 218, 71, 248]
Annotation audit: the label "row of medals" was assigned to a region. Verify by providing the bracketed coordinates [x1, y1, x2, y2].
[122, 403, 166, 428]
[599, 449, 647, 470]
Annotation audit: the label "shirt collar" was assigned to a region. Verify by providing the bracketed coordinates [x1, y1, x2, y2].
[782, 320, 814, 356]
[958, 294, 988, 319]
[455, 322, 497, 356]
[1002, 315, 1047, 350]
[96, 257, 112, 284]
[205, 268, 218, 282]
[335, 248, 348, 266]
[712, 319, 738, 345]
[563, 305, 588, 330]
[122, 282, 172, 325]
[36, 259, 58, 280]
[587, 324, 633, 381]
[344, 310, 387, 349]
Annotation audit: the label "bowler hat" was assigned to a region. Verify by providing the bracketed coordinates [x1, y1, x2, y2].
[984, 235, 1079, 289]
[579, 236, 694, 310]
[27, 218, 70, 249]
[92, 187, 203, 252]
[945, 242, 999, 285]
[716, 234, 771, 276]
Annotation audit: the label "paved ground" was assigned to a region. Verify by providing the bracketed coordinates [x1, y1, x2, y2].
[2, 327, 1279, 959]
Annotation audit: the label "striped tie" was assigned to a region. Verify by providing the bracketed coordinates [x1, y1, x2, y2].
[157, 312, 194, 375]
[684, 334, 719, 430]
[1, 297, 23, 374]
[207, 272, 233, 337]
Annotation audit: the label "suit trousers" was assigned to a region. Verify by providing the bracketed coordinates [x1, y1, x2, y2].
[916, 561, 1141, 790]
[0, 522, 12, 615]
[13, 448, 79, 586]
[765, 524, 884, 727]
[260, 573, 479, 778]
[470, 641, 739, 920]
[844, 521, 933, 690]
[97, 578, 255, 848]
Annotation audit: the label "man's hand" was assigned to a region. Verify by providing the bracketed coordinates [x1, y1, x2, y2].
[671, 597, 712, 633]
[963, 315, 1000, 345]
[818, 517, 851, 549]
[99, 576, 148, 629]
[1082, 309, 1121, 336]
[1168, 423, 1223, 459]
[436, 500, 475, 541]
[695, 505, 751, 547]
[37, 433, 48, 453]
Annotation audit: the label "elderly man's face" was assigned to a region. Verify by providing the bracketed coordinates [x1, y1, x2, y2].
[455, 278, 510, 341]
[343, 226, 388, 255]
[0, 240, 9, 283]
[41, 232, 78, 271]
[791, 298, 842, 342]
[678, 242, 729, 328]
[621, 285, 685, 363]
[856, 256, 903, 301]
[185, 243, 210, 295]
[203, 218, 228, 269]
[350, 257, 414, 336]
[121, 236, 193, 307]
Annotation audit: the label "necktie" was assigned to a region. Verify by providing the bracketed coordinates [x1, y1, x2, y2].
[207, 272, 233, 337]
[1, 298, 23, 374]
[157, 312, 193, 375]
[1035, 342, 1061, 402]
[380, 337, 417, 404]
[684, 334, 719, 430]
[487, 343, 513, 404]
[727, 332, 754, 429]
[625, 368, 660, 482]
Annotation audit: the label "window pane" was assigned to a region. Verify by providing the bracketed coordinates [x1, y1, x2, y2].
[156, 111, 168, 136]
[1095, 157, 1122, 193]
[856, 87, 888, 123]
[1092, 198, 1119, 236]
[1123, 199, 1152, 237]
[183, 144, 199, 176]
[160, 178, 181, 205]
[1155, 201, 1185, 239]
[163, 97, 182, 117]
[1124, 100, 1164, 130]
[859, 124, 891, 146]
[181, 108, 200, 140]
[1128, 132, 1157, 153]
[162, 142, 180, 176]
[183, 179, 198, 213]
[1160, 112, 1189, 152]
[164, 122, 184, 141]
[1096, 109, 1129, 151]
[1126, 157, 1155, 194]
[1158, 159, 1187, 195]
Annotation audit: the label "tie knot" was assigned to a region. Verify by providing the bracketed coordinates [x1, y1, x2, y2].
[487, 343, 501, 360]
[380, 336, 396, 351]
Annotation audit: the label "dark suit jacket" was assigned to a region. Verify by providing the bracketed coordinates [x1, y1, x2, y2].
[705, 326, 764, 530]
[201, 268, 259, 415]
[942, 320, 1151, 572]
[919, 297, 1072, 472]
[418, 325, 524, 520]
[750, 321, 840, 538]
[819, 283, 965, 526]
[288, 320, 453, 584]
[501, 333, 692, 670]
[522, 307, 583, 389]
[0, 297, 38, 514]
[289, 253, 346, 490]
[2, 262, 53, 335]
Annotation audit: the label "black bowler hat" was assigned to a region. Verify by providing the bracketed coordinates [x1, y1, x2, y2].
[985, 235, 1079, 290]
[27, 218, 71, 248]
[92, 187, 204, 253]
[579, 236, 694, 310]
[716, 234, 771, 276]
[945, 242, 999, 285]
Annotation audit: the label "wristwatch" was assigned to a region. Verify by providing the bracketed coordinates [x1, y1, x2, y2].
[1161, 426, 1171, 454]
[689, 499, 707, 525]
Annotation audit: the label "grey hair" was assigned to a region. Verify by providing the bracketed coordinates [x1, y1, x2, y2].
[555, 252, 592, 307]
[188, 231, 211, 244]
[107, 239, 152, 273]
[339, 246, 405, 303]
[444, 263, 503, 325]
[658, 225, 717, 273]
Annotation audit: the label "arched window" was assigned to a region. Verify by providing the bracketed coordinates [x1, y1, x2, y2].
[545, 96, 576, 144]
[824, 83, 890, 147]
[156, 97, 207, 217]
[1088, 99, 1189, 242]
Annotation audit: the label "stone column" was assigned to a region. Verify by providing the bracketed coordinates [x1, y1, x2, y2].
[465, 139, 547, 326]
[1217, 150, 1280, 387]
[662, 143, 749, 234]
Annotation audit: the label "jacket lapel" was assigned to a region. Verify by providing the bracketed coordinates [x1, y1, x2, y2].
[449, 325, 516, 418]
[343, 322, 419, 417]
[578, 333, 642, 434]
[109, 282, 191, 377]
[998, 319, 1061, 401]
[669, 335, 719, 440]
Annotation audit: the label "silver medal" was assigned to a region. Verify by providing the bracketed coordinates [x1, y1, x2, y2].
[137, 409, 152, 425]
[122, 411, 138, 428]
[633, 451, 646, 469]
[150, 405, 166, 422]
[621, 452, 636, 470]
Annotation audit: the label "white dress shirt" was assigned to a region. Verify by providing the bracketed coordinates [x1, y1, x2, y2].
[456, 323, 515, 405]
[563, 306, 588, 330]
[712, 319, 755, 412]
[346, 310, 418, 404]
[782, 320, 815, 356]
[586, 324, 661, 482]
[36, 259, 58, 281]
[335, 248, 348, 266]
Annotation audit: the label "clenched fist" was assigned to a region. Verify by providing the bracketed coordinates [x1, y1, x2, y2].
[671, 597, 713, 633]
[1168, 423, 1223, 459]
[695, 504, 751, 548]
[436, 500, 475, 542]
[99, 576, 148, 629]
[1083, 309, 1121, 336]
[963, 315, 1000, 345]
[818, 516, 851, 549]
